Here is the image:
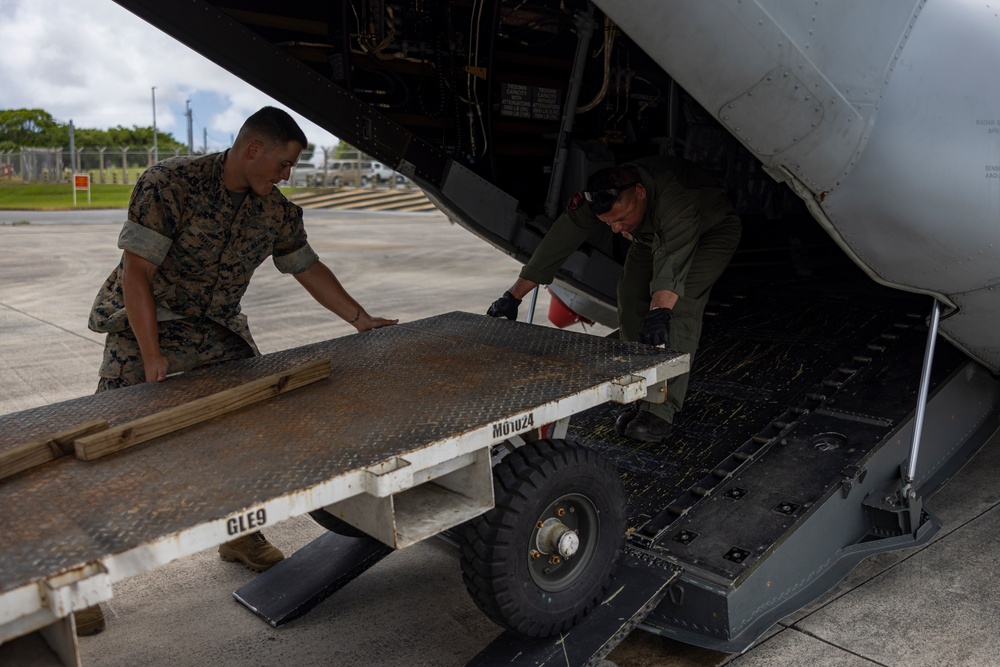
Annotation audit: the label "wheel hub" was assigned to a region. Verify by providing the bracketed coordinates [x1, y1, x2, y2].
[527, 493, 600, 591]
[536, 517, 580, 558]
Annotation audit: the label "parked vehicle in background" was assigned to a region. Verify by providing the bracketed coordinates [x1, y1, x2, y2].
[289, 162, 319, 187]
[327, 159, 373, 187]
[284, 155, 415, 189]
[372, 162, 407, 185]
[371, 162, 391, 183]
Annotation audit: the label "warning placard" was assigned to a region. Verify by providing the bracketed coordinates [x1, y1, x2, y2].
[500, 83, 562, 121]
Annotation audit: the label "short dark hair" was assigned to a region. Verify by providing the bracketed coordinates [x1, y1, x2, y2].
[584, 166, 640, 214]
[241, 106, 308, 148]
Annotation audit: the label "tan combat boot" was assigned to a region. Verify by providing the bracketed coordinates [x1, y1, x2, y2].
[218, 531, 284, 572]
[74, 604, 106, 636]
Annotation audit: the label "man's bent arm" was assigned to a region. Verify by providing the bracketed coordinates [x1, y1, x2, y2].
[121, 250, 169, 382]
[650, 290, 679, 310]
[506, 277, 539, 300]
[293, 260, 398, 332]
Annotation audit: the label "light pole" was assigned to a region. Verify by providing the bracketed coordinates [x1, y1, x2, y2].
[151, 86, 158, 163]
[185, 99, 193, 156]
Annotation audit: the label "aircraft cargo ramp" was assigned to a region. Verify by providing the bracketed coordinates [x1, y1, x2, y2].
[567, 273, 1000, 653]
[462, 268, 1000, 663]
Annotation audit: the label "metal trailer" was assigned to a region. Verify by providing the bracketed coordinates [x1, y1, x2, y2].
[0, 312, 687, 666]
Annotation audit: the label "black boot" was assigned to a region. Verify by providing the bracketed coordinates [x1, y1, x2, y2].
[623, 411, 673, 442]
[613, 404, 639, 436]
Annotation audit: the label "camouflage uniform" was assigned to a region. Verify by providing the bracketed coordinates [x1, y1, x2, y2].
[89, 151, 319, 390]
[519, 156, 742, 423]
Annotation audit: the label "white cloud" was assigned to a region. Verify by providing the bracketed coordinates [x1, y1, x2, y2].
[0, 0, 341, 150]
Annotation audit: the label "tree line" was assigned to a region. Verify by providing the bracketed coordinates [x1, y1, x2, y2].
[0, 108, 185, 152]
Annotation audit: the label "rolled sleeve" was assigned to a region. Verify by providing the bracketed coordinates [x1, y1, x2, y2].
[274, 242, 320, 274]
[118, 220, 173, 265]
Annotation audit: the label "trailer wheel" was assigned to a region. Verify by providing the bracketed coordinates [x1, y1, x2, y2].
[460, 439, 626, 637]
[308, 508, 368, 538]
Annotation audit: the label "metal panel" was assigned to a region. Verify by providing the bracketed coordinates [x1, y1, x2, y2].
[719, 67, 825, 156]
[642, 354, 1000, 652]
[817, 1, 1000, 371]
[592, 0, 921, 193]
[942, 287, 1000, 372]
[233, 531, 393, 628]
[0, 312, 686, 641]
[439, 161, 521, 242]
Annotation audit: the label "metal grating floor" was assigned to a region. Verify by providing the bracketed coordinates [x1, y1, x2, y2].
[572, 274, 933, 532]
[0, 311, 681, 597]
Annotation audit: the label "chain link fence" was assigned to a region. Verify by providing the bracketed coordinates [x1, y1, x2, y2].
[0, 147, 413, 190]
[0, 147, 195, 184]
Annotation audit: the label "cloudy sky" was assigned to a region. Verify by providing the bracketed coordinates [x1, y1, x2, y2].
[0, 0, 342, 151]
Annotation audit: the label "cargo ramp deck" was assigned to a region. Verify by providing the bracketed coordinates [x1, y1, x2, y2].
[519, 272, 1000, 659]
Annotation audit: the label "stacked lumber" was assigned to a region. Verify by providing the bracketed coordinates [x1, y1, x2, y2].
[0, 360, 331, 481]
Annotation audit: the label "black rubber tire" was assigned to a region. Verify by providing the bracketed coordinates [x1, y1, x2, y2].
[308, 508, 369, 538]
[460, 439, 626, 637]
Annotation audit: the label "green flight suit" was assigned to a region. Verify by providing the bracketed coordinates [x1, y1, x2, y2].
[519, 156, 741, 423]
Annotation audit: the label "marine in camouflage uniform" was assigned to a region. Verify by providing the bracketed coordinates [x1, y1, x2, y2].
[79, 109, 396, 636]
[89, 108, 395, 392]
[89, 149, 319, 390]
[488, 156, 741, 442]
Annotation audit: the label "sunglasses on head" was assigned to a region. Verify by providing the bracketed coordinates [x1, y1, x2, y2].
[583, 181, 640, 211]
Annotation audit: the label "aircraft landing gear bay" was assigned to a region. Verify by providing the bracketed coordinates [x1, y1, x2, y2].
[460, 439, 626, 637]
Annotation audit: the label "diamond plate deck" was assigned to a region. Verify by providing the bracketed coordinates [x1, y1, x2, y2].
[0, 311, 685, 637]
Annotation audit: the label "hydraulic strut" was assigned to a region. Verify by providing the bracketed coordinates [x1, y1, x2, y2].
[903, 299, 942, 496]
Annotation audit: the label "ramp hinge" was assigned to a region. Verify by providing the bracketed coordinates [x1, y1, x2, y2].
[861, 485, 926, 539]
[840, 465, 867, 499]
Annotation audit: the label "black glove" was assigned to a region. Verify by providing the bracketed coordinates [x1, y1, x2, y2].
[487, 291, 521, 320]
[638, 308, 671, 346]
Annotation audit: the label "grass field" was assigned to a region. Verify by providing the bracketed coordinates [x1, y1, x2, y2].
[0, 180, 306, 210]
[0, 181, 135, 209]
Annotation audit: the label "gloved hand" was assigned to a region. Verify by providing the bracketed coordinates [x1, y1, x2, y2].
[487, 291, 521, 320]
[638, 307, 671, 346]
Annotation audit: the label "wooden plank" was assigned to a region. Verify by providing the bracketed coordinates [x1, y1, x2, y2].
[73, 359, 332, 461]
[0, 419, 109, 481]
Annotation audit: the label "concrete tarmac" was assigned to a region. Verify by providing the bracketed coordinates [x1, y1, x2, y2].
[1, 209, 999, 667]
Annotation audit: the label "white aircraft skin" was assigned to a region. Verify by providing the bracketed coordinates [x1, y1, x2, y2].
[594, 0, 1000, 372]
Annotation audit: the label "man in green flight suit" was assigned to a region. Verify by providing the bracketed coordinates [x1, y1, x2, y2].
[487, 157, 741, 442]
[81, 107, 396, 636]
